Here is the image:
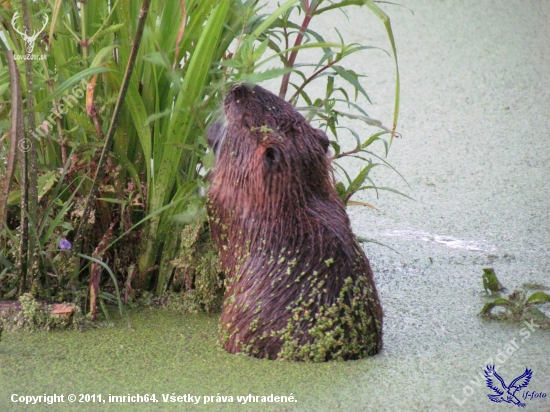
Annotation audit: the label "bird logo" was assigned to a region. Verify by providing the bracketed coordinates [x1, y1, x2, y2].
[484, 365, 532, 408]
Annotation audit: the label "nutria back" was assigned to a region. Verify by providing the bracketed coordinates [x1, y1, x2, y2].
[207, 83, 383, 361]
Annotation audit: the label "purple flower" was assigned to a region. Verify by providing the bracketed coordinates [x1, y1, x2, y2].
[59, 238, 72, 251]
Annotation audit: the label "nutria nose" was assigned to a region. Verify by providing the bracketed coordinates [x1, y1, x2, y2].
[228, 82, 255, 100]
[231, 82, 254, 93]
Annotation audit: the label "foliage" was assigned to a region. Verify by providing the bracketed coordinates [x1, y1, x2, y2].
[220, 0, 405, 205]
[0, 293, 85, 331]
[480, 270, 550, 327]
[482, 267, 505, 295]
[0, 0, 252, 309]
[0, 0, 401, 316]
[164, 223, 223, 313]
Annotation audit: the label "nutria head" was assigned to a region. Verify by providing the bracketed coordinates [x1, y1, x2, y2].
[208, 83, 332, 217]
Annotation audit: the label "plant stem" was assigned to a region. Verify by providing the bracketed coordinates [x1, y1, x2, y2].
[279, 1, 314, 99]
[173, 0, 187, 70]
[40, 59, 67, 166]
[21, 0, 40, 291]
[89, 218, 119, 320]
[0, 48, 22, 232]
[73, 0, 152, 260]
[81, 1, 87, 60]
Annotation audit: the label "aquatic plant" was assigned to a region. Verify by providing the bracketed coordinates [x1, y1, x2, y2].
[482, 267, 505, 295]
[0, 0, 401, 315]
[480, 271, 550, 326]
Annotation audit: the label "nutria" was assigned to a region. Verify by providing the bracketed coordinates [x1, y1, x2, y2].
[206, 83, 383, 361]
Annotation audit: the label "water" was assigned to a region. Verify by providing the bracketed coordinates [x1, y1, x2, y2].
[341, 0, 550, 410]
[1, 1, 549, 411]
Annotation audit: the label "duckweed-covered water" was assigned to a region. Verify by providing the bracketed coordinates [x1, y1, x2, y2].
[2, 0, 549, 410]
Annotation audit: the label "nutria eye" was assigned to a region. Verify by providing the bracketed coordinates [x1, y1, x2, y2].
[316, 129, 330, 153]
[264, 146, 281, 171]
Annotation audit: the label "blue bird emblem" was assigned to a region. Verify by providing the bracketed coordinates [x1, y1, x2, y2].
[484, 365, 532, 408]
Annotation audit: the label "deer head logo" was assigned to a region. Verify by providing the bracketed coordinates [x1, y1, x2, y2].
[11, 11, 49, 55]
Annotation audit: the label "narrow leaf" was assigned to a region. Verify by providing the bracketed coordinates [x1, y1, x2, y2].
[525, 291, 550, 305]
[33, 66, 115, 111]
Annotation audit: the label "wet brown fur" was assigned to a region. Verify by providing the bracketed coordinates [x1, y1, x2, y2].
[207, 84, 383, 361]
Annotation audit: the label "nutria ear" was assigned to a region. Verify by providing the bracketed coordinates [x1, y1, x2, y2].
[207, 121, 224, 153]
[316, 129, 330, 153]
[263, 146, 281, 172]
